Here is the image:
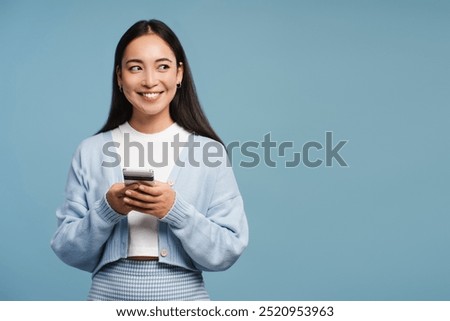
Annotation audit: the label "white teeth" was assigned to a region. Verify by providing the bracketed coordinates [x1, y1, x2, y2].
[142, 92, 160, 98]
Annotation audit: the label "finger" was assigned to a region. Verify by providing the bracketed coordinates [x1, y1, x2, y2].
[116, 183, 139, 197]
[122, 183, 140, 192]
[123, 196, 155, 210]
[109, 183, 125, 194]
[125, 189, 158, 203]
[137, 184, 163, 196]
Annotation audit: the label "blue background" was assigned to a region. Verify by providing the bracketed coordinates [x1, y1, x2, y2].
[1, 0, 449, 300]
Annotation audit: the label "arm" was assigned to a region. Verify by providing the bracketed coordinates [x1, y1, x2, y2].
[161, 163, 249, 272]
[50, 146, 125, 272]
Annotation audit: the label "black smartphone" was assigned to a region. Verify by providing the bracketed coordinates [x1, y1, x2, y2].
[122, 168, 155, 185]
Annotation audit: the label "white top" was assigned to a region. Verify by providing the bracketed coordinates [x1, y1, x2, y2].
[111, 121, 191, 257]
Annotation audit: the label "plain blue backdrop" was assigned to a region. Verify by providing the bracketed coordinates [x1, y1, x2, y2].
[1, 0, 449, 300]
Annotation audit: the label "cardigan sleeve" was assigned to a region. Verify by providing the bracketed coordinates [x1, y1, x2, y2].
[50, 144, 125, 272]
[160, 154, 249, 272]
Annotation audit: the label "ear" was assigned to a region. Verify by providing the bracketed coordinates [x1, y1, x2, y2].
[116, 65, 122, 87]
[176, 62, 184, 85]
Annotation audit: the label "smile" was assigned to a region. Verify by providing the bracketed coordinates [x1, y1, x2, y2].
[140, 92, 162, 99]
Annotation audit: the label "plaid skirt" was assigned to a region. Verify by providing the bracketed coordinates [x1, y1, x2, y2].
[87, 259, 210, 301]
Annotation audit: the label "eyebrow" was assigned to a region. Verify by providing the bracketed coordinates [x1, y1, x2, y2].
[155, 58, 173, 63]
[125, 58, 174, 64]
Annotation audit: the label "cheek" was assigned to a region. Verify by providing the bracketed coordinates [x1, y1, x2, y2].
[164, 79, 179, 93]
[168, 71, 180, 87]
[122, 76, 137, 89]
[122, 92, 135, 107]
[122, 86, 139, 105]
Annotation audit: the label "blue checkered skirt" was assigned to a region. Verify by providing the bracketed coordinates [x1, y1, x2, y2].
[87, 259, 210, 301]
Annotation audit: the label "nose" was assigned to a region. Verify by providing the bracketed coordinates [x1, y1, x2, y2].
[141, 69, 158, 87]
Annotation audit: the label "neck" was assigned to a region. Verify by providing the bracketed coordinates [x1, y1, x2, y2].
[129, 112, 174, 134]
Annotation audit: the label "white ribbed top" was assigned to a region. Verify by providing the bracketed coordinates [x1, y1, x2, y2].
[111, 121, 190, 257]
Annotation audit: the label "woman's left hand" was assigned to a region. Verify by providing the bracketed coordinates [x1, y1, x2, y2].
[123, 181, 175, 219]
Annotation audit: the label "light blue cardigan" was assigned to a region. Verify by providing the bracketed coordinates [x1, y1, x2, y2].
[50, 131, 249, 276]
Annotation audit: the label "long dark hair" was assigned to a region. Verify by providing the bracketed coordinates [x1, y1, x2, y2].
[96, 19, 223, 145]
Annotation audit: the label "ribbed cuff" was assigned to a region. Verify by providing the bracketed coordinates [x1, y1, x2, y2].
[160, 193, 192, 229]
[96, 194, 126, 225]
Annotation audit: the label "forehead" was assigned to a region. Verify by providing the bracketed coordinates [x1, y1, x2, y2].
[123, 34, 176, 61]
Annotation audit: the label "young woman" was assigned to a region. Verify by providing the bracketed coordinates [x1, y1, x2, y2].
[51, 19, 248, 301]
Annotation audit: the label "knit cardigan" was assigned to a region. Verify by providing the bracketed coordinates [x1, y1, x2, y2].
[51, 131, 249, 276]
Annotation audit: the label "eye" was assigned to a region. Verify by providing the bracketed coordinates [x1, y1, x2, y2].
[129, 66, 142, 72]
[157, 64, 170, 71]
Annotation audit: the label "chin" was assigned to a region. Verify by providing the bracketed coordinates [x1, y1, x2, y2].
[135, 106, 169, 117]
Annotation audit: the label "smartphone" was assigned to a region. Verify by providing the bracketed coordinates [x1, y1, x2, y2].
[122, 168, 155, 185]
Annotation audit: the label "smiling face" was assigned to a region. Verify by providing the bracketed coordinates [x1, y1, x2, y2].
[117, 34, 183, 133]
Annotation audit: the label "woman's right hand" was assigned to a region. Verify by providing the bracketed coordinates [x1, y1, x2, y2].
[106, 183, 140, 215]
